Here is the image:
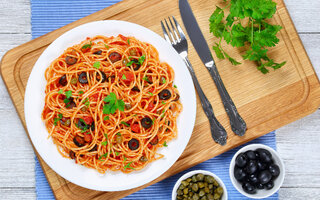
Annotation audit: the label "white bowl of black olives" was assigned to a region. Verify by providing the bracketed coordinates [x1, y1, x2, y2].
[229, 144, 285, 199]
[172, 170, 227, 200]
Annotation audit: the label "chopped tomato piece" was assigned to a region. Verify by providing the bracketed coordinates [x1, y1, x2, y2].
[131, 123, 140, 133]
[119, 71, 134, 85]
[147, 143, 152, 148]
[83, 116, 94, 125]
[149, 87, 155, 93]
[84, 134, 92, 143]
[91, 93, 99, 101]
[147, 102, 155, 112]
[141, 101, 146, 108]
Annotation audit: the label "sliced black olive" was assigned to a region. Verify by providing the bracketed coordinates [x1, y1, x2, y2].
[69, 150, 76, 159]
[73, 136, 85, 147]
[109, 52, 122, 63]
[150, 135, 159, 146]
[141, 117, 152, 129]
[66, 100, 76, 109]
[96, 71, 107, 83]
[78, 72, 88, 84]
[91, 121, 95, 131]
[93, 50, 102, 55]
[159, 89, 171, 100]
[131, 86, 140, 92]
[65, 56, 77, 65]
[59, 75, 68, 86]
[173, 93, 180, 101]
[128, 59, 141, 71]
[77, 119, 89, 130]
[89, 144, 98, 152]
[128, 138, 139, 150]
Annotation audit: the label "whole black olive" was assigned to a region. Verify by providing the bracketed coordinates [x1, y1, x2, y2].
[65, 56, 77, 65]
[257, 161, 267, 171]
[248, 174, 259, 184]
[234, 167, 247, 182]
[245, 160, 258, 175]
[245, 150, 257, 160]
[265, 180, 274, 190]
[141, 117, 152, 129]
[258, 170, 272, 185]
[96, 71, 107, 83]
[89, 144, 97, 152]
[93, 50, 102, 55]
[131, 86, 140, 92]
[59, 75, 68, 86]
[242, 182, 256, 194]
[78, 72, 88, 84]
[69, 150, 76, 159]
[73, 136, 85, 147]
[268, 164, 280, 178]
[235, 153, 248, 168]
[128, 138, 140, 150]
[109, 52, 122, 63]
[159, 89, 171, 100]
[256, 183, 264, 189]
[256, 148, 273, 163]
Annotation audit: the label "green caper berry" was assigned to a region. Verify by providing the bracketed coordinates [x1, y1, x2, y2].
[183, 188, 189, 195]
[181, 181, 189, 187]
[199, 189, 205, 197]
[192, 183, 199, 192]
[213, 180, 219, 187]
[187, 178, 192, 183]
[179, 184, 185, 190]
[196, 173, 204, 181]
[208, 184, 213, 189]
[116, 135, 123, 144]
[192, 193, 200, 200]
[213, 193, 220, 200]
[204, 187, 210, 194]
[198, 182, 204, 188]
[177, 189, 183, 196]
[192, 175, 197, 182]
[216, 187, 223, 195]
[207, 194, 214, 200]
[71, 77, 78, 85]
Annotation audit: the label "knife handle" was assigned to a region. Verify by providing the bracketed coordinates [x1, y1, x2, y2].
[184, 57, 227, 145]
[208, 66, 247, 136]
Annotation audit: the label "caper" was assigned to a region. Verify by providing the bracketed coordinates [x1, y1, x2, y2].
[196, 173, 204, 181]
[204, 182, 208, 187]
[205, 175, 215, 184]
[116, 135, 123, 144]
[199, 189, 205, 197]
[213, 180, 219, 187]
[81, 106, 88, 112]
[64, 118, 71, 127]
[208, 184, 213, 189]
[207, 194, 214, 200]
[122, 58, 128, 65]
[192, 183, 199, 192]
[183, 188, 189, 195]
[186, 178, 192, 183]
[70, 77, 78, 85]
[192, 175, 197, 182]
[204, 187, 210, 194]
[216, 187, 223, 195]
[189, 192, 193, 197]
[181, 181, 189, 187]
[129, 49, 137, 56]
[183, 194, 188, 198]
[177, 189, 183, 196]
[179, 184, 185, 190]
[139, 156, 148, 162]
[192, 194, 199, 200]
[125, 103, 132, 110]
[177, 196, 183, 200]
[198, 182, 204, 189]
[200, 196, 207, 200]
[213, 193, 220, 200]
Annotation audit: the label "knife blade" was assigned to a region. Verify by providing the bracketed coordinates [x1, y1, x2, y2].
[179, 0, 247, 136]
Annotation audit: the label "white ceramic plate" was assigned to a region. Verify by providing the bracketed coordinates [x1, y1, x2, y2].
[24, 20, 196, 191]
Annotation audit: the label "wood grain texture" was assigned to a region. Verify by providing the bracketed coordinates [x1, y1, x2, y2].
[0, 0, 319, 199]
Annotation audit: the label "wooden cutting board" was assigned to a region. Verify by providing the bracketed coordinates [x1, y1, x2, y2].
[1, 0, 320, 199]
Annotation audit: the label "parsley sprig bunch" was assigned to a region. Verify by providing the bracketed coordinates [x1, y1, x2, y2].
[209, 0, 286, 74]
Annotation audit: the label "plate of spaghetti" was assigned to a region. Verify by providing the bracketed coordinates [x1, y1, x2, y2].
[25, 20, 196, 191]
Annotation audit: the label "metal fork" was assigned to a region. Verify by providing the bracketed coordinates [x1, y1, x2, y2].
[161, 16, 227, 145]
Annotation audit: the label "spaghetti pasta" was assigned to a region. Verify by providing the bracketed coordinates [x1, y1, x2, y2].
[41, 34, 182, 173]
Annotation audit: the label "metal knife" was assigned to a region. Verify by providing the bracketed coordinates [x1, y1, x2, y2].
[179, 0, 247, 136]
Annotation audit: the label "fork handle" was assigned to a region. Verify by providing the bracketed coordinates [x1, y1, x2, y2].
[207, 65, 247, 136]
[183, 57, 227, 145]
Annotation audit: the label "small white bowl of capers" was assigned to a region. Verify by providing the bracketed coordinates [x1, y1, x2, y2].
[172, 170, 228, 200]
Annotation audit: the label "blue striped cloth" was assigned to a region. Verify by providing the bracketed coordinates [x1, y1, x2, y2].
[31, 1, 279, 199]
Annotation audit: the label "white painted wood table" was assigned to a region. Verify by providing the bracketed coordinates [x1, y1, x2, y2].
[0, 0, 319, 199]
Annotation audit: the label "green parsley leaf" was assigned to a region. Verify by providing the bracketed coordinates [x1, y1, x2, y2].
[152, 118, 156, 125]
[122, 74, 127, 80]
[115, 151, 120, 156]
[161, 77, 166, 84]
[58, 89, 63, 94]
[162, 101, 166, 105]
[101, 141, 108, 146]
[174, 85, 177, 88]
[53, 113, 63, 126]
[116, 133, 122, 136]
[121, 121, 130, 127]
[65, 91, 72, 99]
[104, 44, 110, 49]
[142, 76, 149, 82]
[93, 61, 100, 69]
[99, 153, 108, 161]
[163, 141, 168, 147]
[78, 91, 84, 95]
[138, 55, 146, 65]
[127, 39, 130, 44]
[148, 92, 153, 96]
[124, 161, 135, 170]
[104, 116, 109, 121]
[82, 42, 92, 49]
[103, 92, 125, 115]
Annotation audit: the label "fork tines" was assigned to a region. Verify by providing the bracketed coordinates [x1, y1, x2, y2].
[161, 16, 185, 44]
